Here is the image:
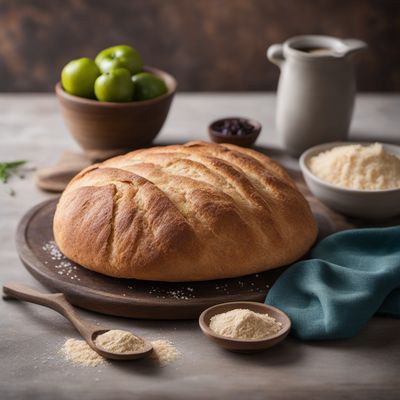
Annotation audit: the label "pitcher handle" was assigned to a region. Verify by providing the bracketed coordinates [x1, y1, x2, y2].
[267, 44, 285, 67]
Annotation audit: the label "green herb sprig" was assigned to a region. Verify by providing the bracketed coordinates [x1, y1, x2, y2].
[0, 161, 28, 196]
[0, 160, 27, 183]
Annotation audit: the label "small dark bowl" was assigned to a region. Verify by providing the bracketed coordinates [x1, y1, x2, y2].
[199, 301, 291, 353]
[208, 117, 262, 147]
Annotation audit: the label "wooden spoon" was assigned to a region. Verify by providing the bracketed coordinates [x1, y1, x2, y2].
[3, 283, 153, 360]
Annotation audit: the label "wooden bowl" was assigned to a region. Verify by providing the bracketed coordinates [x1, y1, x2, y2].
[199, 301, 291, 353]
[208, 117, 261, 147]
[55, 66, 177, 159]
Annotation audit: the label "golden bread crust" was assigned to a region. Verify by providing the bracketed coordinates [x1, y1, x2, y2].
[53, 141, 317, 281]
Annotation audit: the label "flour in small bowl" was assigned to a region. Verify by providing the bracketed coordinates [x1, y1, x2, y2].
[308, 143, 400, 190]
[209, 308, 282, 340]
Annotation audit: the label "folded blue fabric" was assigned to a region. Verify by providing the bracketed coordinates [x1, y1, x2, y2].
[265, 226, 400, 340]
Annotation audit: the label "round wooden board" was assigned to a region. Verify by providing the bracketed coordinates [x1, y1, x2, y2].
[16, 193, 347, 320]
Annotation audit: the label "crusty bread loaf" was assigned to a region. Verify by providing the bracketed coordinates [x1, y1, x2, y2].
[53, 141, 317, 281]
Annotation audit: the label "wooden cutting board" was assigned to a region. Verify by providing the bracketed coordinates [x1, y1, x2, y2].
[23, 145, 399, 319]
[15, 186, 349, 320]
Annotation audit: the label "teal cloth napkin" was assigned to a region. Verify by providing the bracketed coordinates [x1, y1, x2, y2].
[265, 226, 400, 340]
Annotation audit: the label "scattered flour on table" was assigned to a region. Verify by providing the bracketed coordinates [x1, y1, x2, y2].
[150, 340, 182, 366]
[61, 338, 104, 367]
[209, 308, 282, 340]
[60, 330, 181, 367]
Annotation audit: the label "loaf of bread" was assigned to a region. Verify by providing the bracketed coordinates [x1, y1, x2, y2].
[54, 141, 317, 281]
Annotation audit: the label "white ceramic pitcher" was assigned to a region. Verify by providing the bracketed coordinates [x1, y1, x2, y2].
[267, 35, 367, 156]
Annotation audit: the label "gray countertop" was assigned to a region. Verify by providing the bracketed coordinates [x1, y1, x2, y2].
[1, 93, 400, 400]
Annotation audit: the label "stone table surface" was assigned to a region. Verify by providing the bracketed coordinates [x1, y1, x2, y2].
[1, 93, 400, 400]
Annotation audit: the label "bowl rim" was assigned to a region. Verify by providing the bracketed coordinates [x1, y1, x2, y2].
[55, 65, 177, 107]
[198, 301, 291, 344]
[299, 141, 400, 194]
[208, 116, 262, 138]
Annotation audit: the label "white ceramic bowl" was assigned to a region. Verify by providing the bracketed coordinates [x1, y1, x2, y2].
[299, 142, 400, 219]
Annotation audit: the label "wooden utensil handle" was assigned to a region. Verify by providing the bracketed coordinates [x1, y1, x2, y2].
[3, 282, 95, 339]
[3, 282, 67, 306]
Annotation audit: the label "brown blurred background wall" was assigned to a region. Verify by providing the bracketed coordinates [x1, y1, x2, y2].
[0, 0, 399, 92]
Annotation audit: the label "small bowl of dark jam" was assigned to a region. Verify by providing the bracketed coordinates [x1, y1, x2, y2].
[208, 117, 262, 147]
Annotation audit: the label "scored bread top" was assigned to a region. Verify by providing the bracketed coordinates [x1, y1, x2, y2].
[53, 141, 317, 281]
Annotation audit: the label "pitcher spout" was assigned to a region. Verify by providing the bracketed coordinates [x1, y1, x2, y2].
[340, 39, 368, 57]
